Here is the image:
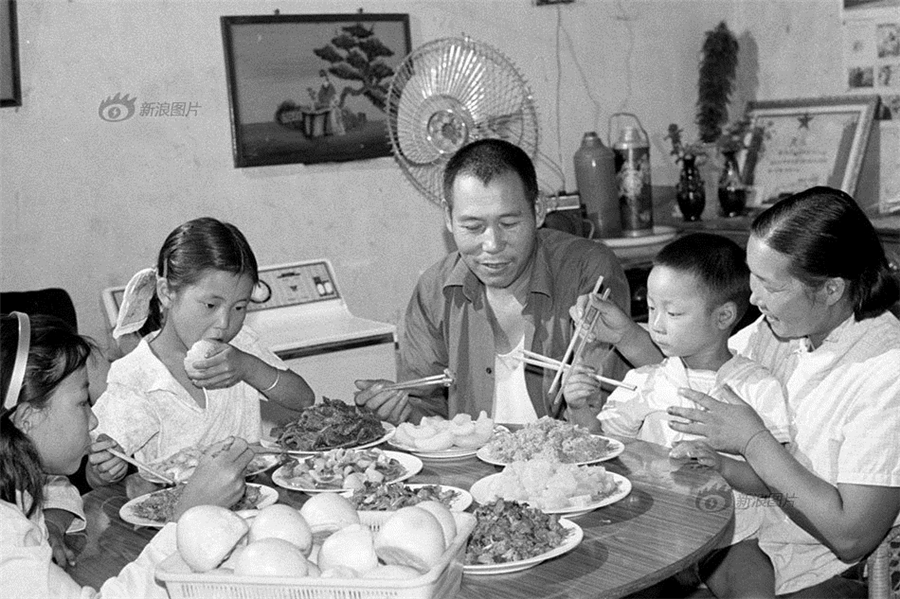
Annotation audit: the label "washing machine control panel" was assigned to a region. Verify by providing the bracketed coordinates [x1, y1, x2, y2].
[250, 260, 339, 311]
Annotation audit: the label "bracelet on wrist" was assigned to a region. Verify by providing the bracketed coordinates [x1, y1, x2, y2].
[261, 368, 281, 393]
[742, 429, 768, 455]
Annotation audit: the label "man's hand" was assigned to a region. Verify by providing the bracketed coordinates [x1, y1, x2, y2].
[353, 380, 412, 425]
[43, 508, 76, 567]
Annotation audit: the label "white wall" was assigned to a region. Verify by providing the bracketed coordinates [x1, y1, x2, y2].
[0, 0, 843, 390]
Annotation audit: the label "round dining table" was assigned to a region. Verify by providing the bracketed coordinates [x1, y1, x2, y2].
[66, 437, 734, 599]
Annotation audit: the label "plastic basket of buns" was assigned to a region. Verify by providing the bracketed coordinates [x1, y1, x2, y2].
[155, 493, 476, 599]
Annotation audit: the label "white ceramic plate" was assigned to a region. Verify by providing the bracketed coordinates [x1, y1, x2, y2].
[260, 422, 395, 455]
[119, 483, 278, 529]
[469, 472, 631, 518]
[341, 483, 473, 512]
[599, 226, 678, 248]
[464, 518, 583, 575]
[476, 435, 625, 467]
[386, 425, 509, 460]
[271, 450, 423, 493]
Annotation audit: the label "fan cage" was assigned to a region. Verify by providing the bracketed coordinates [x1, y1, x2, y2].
[387, 37, 540, 205]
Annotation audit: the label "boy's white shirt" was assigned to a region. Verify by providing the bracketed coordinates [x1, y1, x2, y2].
[598, 352, 791, 545]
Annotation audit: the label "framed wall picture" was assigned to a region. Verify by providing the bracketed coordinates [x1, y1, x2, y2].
[740, 95, 879, 205]
[221, 13, 411, 168]
[1, 0, 21, 107]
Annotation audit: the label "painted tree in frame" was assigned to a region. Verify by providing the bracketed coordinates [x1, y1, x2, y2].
[222, 13, 411, 167]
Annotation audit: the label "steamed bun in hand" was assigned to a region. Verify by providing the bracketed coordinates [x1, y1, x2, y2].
[184, 339, 221, 376]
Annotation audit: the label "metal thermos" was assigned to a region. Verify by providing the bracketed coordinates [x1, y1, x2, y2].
[573, 132, 620, 238]
[610, 114, 653, 236]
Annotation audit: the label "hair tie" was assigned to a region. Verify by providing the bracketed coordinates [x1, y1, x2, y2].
[112, 267, 159, 339]
[3, 312, 31, 413]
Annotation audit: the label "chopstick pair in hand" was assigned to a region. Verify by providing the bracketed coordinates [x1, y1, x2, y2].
[106, 447, 177, 486]
[520, 349, 636, 392]
[379, 369, 455, 392]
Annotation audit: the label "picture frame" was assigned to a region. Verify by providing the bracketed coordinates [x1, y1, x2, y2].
[740, 95, 879, 205]
[1, 0, 21, 107]
[221, 13, 411, 168]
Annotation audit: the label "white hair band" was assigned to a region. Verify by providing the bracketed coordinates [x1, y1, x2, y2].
[3, 311, 30, 413]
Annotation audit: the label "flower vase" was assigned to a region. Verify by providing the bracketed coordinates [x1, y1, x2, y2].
[675, 155, 705, 221]
[718, 151, 747, 217]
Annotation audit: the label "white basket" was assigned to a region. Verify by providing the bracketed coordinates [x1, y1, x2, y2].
[156, 510, 477, 599]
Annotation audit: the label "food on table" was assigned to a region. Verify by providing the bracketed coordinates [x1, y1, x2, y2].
[131, 483, 262, 524]
[249, 504, 313, 556]
[280, 448, 407, 491]
[299, 492, 360, 534]
[392, 411, 494, 451]
[233, 537, 312, 577]
[487, 459, 621, 510]
[415, 500, 457, 550]
[270, 397, 385, 451]
[362, 564, 422, 579]
[346, 480, 459, 511]
[145, 445, 275, 483]
[465, 499, 570, 565]
[176, 505, 249, 572]
[374, 506, 447, 572]
[482, 416, 611, 463]
[318, 523, 379, 575]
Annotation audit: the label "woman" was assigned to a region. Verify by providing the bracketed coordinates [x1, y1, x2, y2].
[0, 312, 253, 598]
[587, 187, 900, 597]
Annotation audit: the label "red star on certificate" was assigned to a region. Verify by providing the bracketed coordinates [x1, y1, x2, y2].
[797, 113, 813, 129]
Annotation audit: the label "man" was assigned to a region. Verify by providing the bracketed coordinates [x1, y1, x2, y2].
[355, 139, 629, 424]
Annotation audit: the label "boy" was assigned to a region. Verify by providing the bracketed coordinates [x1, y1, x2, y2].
[565, 232, 790, 545]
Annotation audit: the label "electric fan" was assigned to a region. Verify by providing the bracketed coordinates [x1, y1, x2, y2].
[386, 37, 540, 205]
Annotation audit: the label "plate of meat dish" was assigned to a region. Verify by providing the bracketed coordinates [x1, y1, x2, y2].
[266, 397, 395, 454]
[464, 498, 582, 574]
[343, 481, 473, 512]
[476, 416, 624, 466]
[271, 448, 422, 493]
[119, 483, 277, 528]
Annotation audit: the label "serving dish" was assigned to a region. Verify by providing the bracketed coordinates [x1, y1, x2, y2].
[271, 450, 422, 493]
[463, 517, 582, 575]
[260, 422, 395, 456]
[119, 483, 277, 528]
[476, 435, 624, 467]
[469, 472, 631, 518]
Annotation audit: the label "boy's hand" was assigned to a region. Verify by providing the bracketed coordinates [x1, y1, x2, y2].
[86, 433, 129, 487]
[43, 509, 76, 567]
[670, 440, 723, 471]
[561, 366, 601, 411]
[569, 293, 634, 346]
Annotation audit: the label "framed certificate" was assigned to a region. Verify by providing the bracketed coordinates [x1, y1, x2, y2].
[741, 95, 879, 205]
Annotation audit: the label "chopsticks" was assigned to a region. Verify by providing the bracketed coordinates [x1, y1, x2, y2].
[380, 369, 454, 392]
[107, 448, 177, 486]
[548, 275, 605, 395]
[520, 349, 636, 392]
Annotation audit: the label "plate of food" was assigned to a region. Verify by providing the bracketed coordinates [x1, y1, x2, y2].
[464, 499, 582, 575]
[476, 417, 624, 466]
[119, 483, 277, 528]
[271, 448, 422, 493]
[469, 467, 631, 518]
[139, 447, 281, 484]
[342, 481, 473, 512]
[387, 414, 506, 460]
[266, 398, 395, 454]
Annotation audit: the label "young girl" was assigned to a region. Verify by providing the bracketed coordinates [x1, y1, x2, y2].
[0, 312, 253, 597]
[91, 217, 315, 476]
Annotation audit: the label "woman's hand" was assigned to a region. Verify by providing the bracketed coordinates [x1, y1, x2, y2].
[85, 433, 129, 487]
[353, 380, 411, 425]
[670, 440, 724, 471]
[173, 437, 253, 521]
[42, 509, 76, 567]
[667, 385, 768, 456]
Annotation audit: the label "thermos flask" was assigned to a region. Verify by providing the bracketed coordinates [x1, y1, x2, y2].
[573, 132, 621, 238]
[610, 113, 653, 236]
